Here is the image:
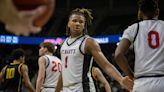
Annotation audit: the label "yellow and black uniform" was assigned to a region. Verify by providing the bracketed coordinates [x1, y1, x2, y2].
[91, 67, 100, 92]
[3, 62, 23, 92]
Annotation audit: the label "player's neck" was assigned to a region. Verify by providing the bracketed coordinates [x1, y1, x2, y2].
[68, 34, 83, 44]
[143, 16, 158, 20]
[45, 52, 53, 56]
[70, 34, 83, 39]
[12, 60, 21, 64]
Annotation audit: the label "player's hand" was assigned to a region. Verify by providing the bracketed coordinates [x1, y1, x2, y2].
[120, 76, 133, 91]
[5, 5, 46, 36]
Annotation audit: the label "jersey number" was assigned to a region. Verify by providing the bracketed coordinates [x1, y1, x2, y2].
[52, 61, 62, 73]
[148, 31, 160, 49]
[65, 56, 68, 68]
[6, 68, 15, 79]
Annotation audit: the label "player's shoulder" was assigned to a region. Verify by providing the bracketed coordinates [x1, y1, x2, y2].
[61, 37, 69, 45]
[1, 65, 8, 73]
[21, 63, 27, 68]
[20, 63, 28, 71]
[39, 56, 47, 61]
[157, 20, 164, 25]
[85, 35, 96, 44]
[85, 36, 100, 49]
[123, 22, 139, 35]
[128, 22, 138, 29]
[38, 56, 47, 64]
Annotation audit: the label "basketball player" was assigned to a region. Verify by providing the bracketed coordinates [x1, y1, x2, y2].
[0, 48, 35, 92]
[92, 66, 111, 92]
[55, 8, 133, 92]
[36, 42, 62, 92]
[115, 0, 164, 92]
[0, 0, 47, 36]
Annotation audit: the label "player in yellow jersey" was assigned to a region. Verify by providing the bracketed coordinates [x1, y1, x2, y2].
[0, 48, 35, 92]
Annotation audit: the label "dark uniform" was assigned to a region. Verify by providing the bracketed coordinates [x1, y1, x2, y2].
[3, 62, 23, 92]
[91, 67, 100, 92]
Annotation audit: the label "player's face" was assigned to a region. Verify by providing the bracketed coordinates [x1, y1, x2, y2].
[68, 14, 85, 37]
[39, 46, 46, 56]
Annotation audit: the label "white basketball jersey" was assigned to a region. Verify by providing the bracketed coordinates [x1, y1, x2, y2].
[60, 35, 95, 91]
[122, 20, 164, 78]
[42, 55, 62, 88]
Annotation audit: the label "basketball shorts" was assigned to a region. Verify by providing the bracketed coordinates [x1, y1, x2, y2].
[63, 82, 96, 92]
[41, 87, 55, 92]
[133, 77, 164, 92]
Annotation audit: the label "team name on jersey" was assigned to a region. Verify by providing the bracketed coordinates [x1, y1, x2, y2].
[61, 49, 76, 54]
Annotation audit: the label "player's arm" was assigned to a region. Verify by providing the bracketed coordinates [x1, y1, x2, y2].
[93, 67, 111, 92]
[21, 64, 35, 92]
[114, 38, 134, 79]
[0, 66, 6, 83]
[85, 38, 133, 91]
[55, 73, 63, 92]
[0, 70, 4, 83]
[36, 57, 46, 92]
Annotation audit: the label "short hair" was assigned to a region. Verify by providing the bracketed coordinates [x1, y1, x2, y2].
[40, 42, 55, 53]
[11, 48, 25, 60]
[66, 8, 93, 36]
[138, 0, 158, 18]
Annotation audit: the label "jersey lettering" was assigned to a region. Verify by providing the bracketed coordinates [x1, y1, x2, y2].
[6, 68, 15, 79]
[148, 31, 160, 49]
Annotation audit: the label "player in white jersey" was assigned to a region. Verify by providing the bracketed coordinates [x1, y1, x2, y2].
[36, 42, 62, 92]
[55, 8, 133, 92]
[115, 0, 164, 92]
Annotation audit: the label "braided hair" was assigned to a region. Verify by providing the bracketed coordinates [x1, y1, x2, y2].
[66, 8, 93, 36]
[138, 0, 159, 19]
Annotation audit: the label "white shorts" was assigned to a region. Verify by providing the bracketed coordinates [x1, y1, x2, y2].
[63, 82, 96, 92]
[41, 87, 55, 92]
[133, 77, 164, 92]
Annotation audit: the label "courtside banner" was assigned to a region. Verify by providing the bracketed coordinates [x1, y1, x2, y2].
[0, 35, 121, 45]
